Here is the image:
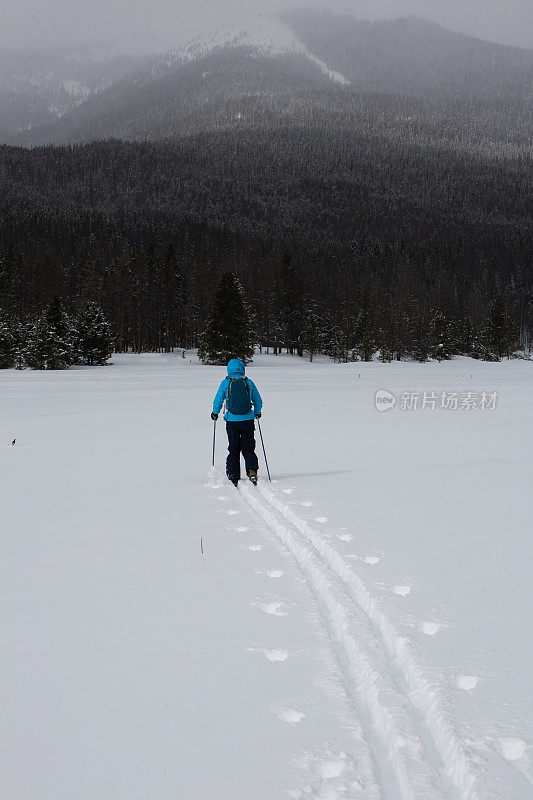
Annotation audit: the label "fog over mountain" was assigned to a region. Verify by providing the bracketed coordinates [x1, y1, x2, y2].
[1, 0, 532, 53]
[2, 11, 531, 147]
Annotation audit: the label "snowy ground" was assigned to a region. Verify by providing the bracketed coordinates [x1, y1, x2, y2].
[2, 352, 532, 800]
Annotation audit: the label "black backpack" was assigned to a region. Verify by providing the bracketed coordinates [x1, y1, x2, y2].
[226, 378, 252, 415]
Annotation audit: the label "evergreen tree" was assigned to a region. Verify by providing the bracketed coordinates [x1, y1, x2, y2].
[410, 312, 430, 362]
[301, 307, 322, 362]
[198, 271, 255, 365]
[24, 316, 71, 370]
[76, 302, 114, 365]
[327, 324, 349, 363]
[377, 325, 394, 362]
[162, 244, 187, 351]
[48, 295, 77, 363]
[279, 252, 301, 355]
[470, 322, 498, 361]
[12, 318, 29, 370]
[0, 312, 15, 368]
[456, 315, 474, 355]
[24, 296, 75, 370]
[354, 305, 377, 362]
[489, 296, 517, 359]
[428, 310, 454, 361]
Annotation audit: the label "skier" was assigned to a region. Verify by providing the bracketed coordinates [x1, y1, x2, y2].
[211, 359, 263, 487]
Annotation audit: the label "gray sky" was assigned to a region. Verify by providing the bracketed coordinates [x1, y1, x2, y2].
[1, 0, 531, 52]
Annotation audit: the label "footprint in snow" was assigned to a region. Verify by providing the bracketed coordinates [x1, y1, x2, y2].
[319, 758, 346, 779]
[256, 601, 288, 616]
[248, 545, 262, 551]
[314, 516, 327, 524]
[499, 737, 527, 761]
[301, 501, 312, 507]
[264, 649, 289, 662]
[294, 750, 361, 798]
[267, 569, 284, 578]
[226, 509, 239, 516]
[234, 526, 248, 533]
[218, 496, 228, 501]
[456, 674, 479, 691]
[282, 487, 295, 495]
[337, 532, 354, 542]
[420, 621, 440, 636]
[394, 585, 412, 596]
[364, 555, 380, 565]
[275, 707, 305, 724]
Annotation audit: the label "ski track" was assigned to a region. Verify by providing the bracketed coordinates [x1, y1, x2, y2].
[241, 482, 437, 800]
[234, 475, 481, 800]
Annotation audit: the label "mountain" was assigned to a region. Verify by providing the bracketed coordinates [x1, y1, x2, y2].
[0, 44, 152, 141]
[8, 16, 349, 146]
[283, 12, 533, 116]
[1, 11, 531, 356]
[6, 12, 532, 151]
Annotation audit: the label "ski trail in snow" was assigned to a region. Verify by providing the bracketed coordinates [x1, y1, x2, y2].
[207, 470, 380, 798]
[252, 482, 481, 800]
[241, 483, 444, 800]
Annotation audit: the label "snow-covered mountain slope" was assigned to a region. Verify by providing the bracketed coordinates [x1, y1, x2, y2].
[0, 45, 151, 139]
[2, 353, 532, 799]
[166, 15, 350, 85]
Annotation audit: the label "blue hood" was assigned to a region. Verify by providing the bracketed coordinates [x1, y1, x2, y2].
[212, 360, 262, 421]
[227, 359, 245, 378]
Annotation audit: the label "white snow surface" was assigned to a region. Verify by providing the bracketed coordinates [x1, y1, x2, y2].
[2, 353, 532, 799]
[165, 15, 350, 86]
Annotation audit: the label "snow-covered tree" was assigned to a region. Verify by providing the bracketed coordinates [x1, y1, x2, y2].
[76, 302, 113, 365]
[377, 325, 394, 362]
[0, 313, 15, 368]
[24, 318, 70, 370]
[489, 296, 517, 359]
[301, 307, 322, 362]
[198, 271, 255, 365]
[10, 317, 30, 370]
[410, 313, 430, 362]
[354, 306, 377, 362]
[470, 324, 498, 361]
[455, 315, 472, 356]
[428, 310, 453, 361]
[24, 296, 75, 370]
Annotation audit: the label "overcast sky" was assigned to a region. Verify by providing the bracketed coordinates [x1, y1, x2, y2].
[1, 0, 531, 52]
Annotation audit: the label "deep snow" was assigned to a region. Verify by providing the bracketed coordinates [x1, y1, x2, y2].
[1, 353, 532, 799]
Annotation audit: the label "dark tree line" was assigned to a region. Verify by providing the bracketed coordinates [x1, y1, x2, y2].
[0, 127, 531, 363]
[192, 270, 525, 366]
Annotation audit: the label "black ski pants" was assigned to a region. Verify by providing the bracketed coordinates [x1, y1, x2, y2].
[226, 420, 259, 481]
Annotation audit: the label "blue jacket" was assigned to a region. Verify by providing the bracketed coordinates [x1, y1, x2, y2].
[213, 359, 263, 421]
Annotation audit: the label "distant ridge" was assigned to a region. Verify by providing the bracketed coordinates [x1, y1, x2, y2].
[3, 10, 532, 147]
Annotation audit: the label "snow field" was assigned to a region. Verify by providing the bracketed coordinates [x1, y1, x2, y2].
[2, 353, 532, 799]
[240, 476, 477, 800]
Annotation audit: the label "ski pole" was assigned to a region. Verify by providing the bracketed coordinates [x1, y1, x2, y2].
[256, 419, 271, 482]
[212, 419, 217, 468]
